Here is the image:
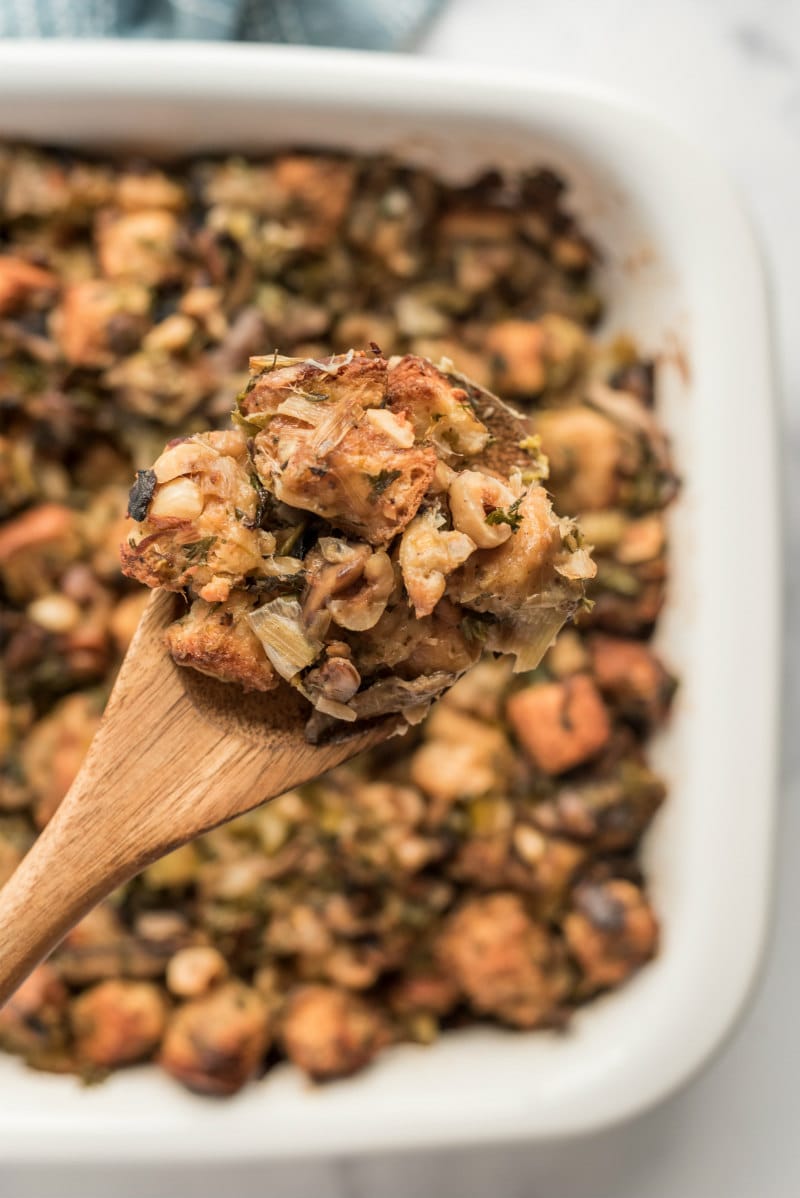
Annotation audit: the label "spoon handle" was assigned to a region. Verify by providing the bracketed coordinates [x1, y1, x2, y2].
[0, 590, 271, 1004]
[0, 590, 389, 1006]
[0, 770, 136, 1005]
[0, 592, 198, 1003]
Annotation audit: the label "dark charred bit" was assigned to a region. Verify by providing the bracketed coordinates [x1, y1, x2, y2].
[574, 882, 626, 934]
[127, 469, 157, 522]
[243, 439, 272, 529]
[609, 360, 656, 408]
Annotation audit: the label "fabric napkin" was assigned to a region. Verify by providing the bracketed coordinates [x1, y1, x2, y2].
[0, 0, 442, 49]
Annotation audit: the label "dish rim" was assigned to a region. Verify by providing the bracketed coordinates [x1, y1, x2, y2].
[0, 40, 780, 1160]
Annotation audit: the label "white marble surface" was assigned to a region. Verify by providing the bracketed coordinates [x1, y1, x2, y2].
[4, 2, 799, 1195]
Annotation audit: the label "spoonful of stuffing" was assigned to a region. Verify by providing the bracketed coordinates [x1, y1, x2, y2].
[0, 350, 595, 1004]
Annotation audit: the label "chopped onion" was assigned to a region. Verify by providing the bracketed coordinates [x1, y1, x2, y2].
[250, 350, 355, 376]
[309, 397, 361, 457]
[554, 547, 597, 581]
[302, 349, 354, 374]
[318, 537, 362, 565]
[247, 597, 322, 681]
[364, 407, 415, 448]
[261, 555, 305, 578]
[313, 695, 357, 722]
[402, 702, 431, 726]
[275, 394, 328, 426]
[350, 671, 456, 719]
[249, 353, 304, 372]
[484, 607, 569, 673]
[152, 438, 218, 483]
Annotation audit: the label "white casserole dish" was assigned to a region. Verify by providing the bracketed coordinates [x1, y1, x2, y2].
[0, 41, 779, 1160]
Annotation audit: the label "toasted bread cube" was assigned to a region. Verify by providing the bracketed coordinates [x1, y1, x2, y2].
[507, 674, 611, 774]
[533, 404, 622, 512]
[590, 634, 675, 725]
[485, 319, 548, 396]
[166, 593, 278, 692]
[254, 413, 436, 546]
[159, 981, 270, 1096]
[0, 254, 57, 316]
[70, 980, 167, 1068]
[280, 984, 390, 1082]
[386, 354, 490, 457]
[564, 879, 659, 989]
[96, 208, 182, 285]
[52, 279, 149, 368]
[434, 893, 570, 1028]
[242, 353, 387, 419]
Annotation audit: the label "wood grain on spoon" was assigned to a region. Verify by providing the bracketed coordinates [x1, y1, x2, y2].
[0, 589, 392, 1006]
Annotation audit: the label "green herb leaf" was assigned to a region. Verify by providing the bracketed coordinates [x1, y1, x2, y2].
[243, 442, 272, 528]
[518, 434, 550, 482]
[248, 573, 307, 597]
[182, 536, 217, 564]
[276, 523, 307, 557]
[367, 468, 402, 497]
[595, 562, 641, 597]
[232, 409, 268, 436]
[461, 615, 490, 643]
[485, 496, 523, 532]
[289, 386, 331, 402]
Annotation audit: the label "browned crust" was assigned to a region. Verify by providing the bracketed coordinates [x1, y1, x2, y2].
[241, 353, 387, 418]
[254, 414, 437, 545]
[386, 354, 466, 432]
[119, 529, 191, 592]
[165, 597, 278, 693]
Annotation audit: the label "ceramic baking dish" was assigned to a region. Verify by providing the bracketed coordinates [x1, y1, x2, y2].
[0, 41, 779, 1160]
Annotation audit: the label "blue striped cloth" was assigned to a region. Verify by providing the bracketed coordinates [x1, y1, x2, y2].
[0, 0, 443, 49]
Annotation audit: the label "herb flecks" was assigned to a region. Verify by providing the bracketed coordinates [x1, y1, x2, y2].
[367, 468, 402, 497]
[277, 523, 307, 557]
[248, 572, 306, 597]
[518, 434, 550, 482]
[485, 496, 523, 532]
[461, 615, 490, 643]
[289, 385, 330, 403]
[595, 561, 641, 597]
[127, 469, 157, 522]
[182, 536, 217, 564]
[244, 440, 271, 528]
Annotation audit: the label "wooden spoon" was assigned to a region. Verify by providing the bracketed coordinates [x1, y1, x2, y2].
[0, 372, 533, 1006]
